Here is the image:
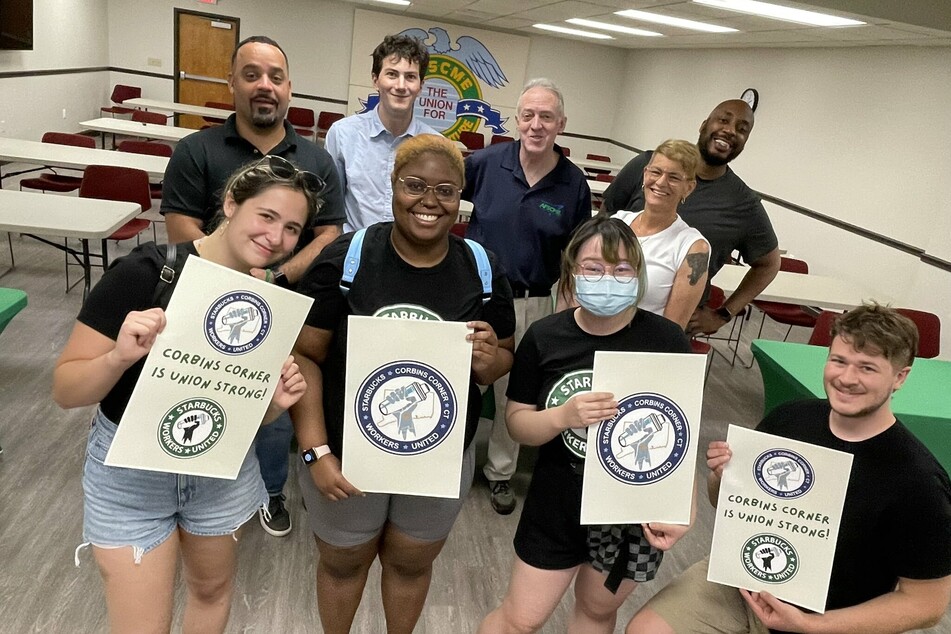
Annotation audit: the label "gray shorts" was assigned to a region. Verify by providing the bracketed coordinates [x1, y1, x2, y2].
[298, 443, 476, 547]
[642, 557, 769, 634]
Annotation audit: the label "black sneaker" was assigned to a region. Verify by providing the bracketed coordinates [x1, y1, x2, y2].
[259, 494, 292, 537]
[489, 480, 516, 515]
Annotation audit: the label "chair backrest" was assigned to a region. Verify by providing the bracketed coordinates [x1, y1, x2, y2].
[287, 106, 316, 128]
[595, 173, 615, 183]
[561, 147, 571, 157]
[490, 135, 515, 145]
[707, 284, 726, 310]
[459, 131, 485, 150]
[808, 310, 840, 346]
[117, 140, 173, 157]
[131, 110, 168, 126]
[110, 84, 141, 105]
[316, 111, 344, 131]
[204, 101, 234, 111]
[586, 153, 611, 162]
[896, 308, 941, 359]
[79, 165, 152, 213]
[41, 132, 96, 148]
[780, 256, 809, 274]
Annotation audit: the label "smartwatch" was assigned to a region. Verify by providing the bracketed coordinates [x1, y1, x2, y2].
[271, 269, 291, 289]
[301, 444, 331, 466]
[715, 306, 733, 322]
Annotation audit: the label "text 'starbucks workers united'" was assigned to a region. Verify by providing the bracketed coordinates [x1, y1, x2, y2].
[546, 370, 592, 459]
[158, 398, 226, 458]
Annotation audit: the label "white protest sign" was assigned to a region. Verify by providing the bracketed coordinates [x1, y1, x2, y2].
[343, 316, 472, 498]
[708, 425, 853, 613]
[106, 256, 313, 479]
[581, 351, 705, 525]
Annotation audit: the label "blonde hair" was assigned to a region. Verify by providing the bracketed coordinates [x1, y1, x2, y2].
[391, 134, 465, 188]
[652, 139, 701, 181]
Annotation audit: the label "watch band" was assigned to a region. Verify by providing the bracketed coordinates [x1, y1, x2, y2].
[301, 444, 331, 466]
[271, 269, 291, 289]
[715, 306, 733, 321]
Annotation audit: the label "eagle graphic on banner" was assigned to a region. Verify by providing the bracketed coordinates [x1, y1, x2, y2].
[399, 27, 508, 89]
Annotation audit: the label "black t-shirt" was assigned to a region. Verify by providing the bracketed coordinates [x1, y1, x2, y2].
[758, 400, 951, 615]
[297, 223, 516, 454]
[77, 241, 198, 423]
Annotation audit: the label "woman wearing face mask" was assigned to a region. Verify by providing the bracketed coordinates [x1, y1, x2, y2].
[611, 139, 710, 330]
[52, 156, 322, 634]
[479, 216, 693, 634]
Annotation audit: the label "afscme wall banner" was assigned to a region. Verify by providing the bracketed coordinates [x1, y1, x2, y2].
[349, 9, 531, 141]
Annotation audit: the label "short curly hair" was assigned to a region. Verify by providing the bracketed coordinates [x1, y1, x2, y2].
[372, 34, 430, 79]
[831, 303, 919, 368]
[391, 134, 465, 189]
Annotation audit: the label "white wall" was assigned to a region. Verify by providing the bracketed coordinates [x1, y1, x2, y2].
[0, 0, 109, 140]
[614, 46, 951, 358]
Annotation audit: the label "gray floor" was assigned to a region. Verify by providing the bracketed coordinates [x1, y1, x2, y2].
[0, 184, 947, 632]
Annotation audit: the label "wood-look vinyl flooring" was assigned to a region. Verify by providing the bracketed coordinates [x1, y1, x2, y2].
[0, 181, 947, 632]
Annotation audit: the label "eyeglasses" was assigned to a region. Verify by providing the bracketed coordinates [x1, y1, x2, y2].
[248, 155, 326, 195]
[578, 262, 637, 284]
[644, 166, 688, 186]
[398, 176, 462, 203]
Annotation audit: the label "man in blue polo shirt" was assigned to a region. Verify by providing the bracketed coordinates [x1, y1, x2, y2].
[162, 35, 345, 539]
[463, 78, 591, 514]
[326, 34, 438, 232]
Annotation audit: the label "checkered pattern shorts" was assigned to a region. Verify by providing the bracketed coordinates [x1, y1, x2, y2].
[587, 524, 663, 586]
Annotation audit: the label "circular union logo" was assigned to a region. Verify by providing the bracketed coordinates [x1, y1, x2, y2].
[204, 291, 271, 355]
[741, 533, 799, 584]
[596, 392, 689, 485]
[373, 303, 442, 321]
[546, 370, 592, 459]
[753, 448, 814, 498]
[417, 54, 484, 139]
[355, 361, 457, 455]
[158, 397, 226, 459]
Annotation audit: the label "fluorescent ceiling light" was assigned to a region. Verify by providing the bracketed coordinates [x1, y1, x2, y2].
[533, 24, 614, 39]
[693, 0, 865, 27]
[372, 0, 411, 5]
[566, 18, 663, 37]
[615, 9, 738, 33]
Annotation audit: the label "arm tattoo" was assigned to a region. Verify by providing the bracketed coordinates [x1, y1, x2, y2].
[686, 253, 709, 286]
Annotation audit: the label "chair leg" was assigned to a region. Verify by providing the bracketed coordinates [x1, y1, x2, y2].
[6, 232, 13, 268]
[101, 239, 109, 270]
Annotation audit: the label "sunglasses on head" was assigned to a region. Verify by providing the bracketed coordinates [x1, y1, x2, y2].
[250, 155, 325, 195]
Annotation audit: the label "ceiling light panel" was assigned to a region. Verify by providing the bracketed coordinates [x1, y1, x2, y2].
[615, 9, 738, 33]
[692, 0, 865, 27]
[566, 18, 662, 37]
[532, 24, 614, 39]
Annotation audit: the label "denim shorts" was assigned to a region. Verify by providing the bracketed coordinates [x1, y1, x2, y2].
[82, 409, 267, 557]
[298, 443, 476, 547]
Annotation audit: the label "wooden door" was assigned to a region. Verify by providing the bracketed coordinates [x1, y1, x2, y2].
[174, 10, 239, 129]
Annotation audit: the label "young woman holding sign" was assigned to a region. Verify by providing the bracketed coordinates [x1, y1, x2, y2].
[480, 216, 695, 633]
[52, 156, 322, 633]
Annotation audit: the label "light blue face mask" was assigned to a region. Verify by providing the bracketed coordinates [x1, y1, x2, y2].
[574, 275, 639, 317]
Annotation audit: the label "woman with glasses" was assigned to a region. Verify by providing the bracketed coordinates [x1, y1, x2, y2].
[292, 134, 515, 633]
[610, 139, 710, 330]
[52, 156, 323, 634]
[480, 216, 693, 633]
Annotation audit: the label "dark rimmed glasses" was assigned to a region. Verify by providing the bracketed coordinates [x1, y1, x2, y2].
[397, 176, 462, 203]
[250, 155, 326, 195]
[578, 262, 637, 284]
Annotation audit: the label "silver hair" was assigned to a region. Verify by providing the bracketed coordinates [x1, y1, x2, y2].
[518, 77, 565, 117]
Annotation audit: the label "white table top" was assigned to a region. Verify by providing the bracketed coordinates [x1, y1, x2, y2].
[571, 158, 625, 173]
[588, 179, 610, 195]
[0, 189, 141, 239]
[0, 137, 169, 179]
[80, 117, 196, 143]
[711, 264, 889, 311]
[124, 97, 233, 120]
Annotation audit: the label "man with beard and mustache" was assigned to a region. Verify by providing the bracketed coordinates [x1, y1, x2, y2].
[624, 303, 951, 634]
[161, 35, 345, 539]
[603, 100, 780, 337]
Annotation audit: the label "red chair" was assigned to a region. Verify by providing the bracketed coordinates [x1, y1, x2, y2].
[100, 84, 141, 117]
[287, 106, 316, 139]
[896, 308, 941, 359]
[752, 257, 817, 341]
[131, 110, 170, 125]
[490, 135, 515, 145]
[807, 310, 841, 347]
[203, 101, 234, 126]
[595, 173, 615, 183]
[79, 166, 153, 270]
[694, 284, 748, 367]
[587, 153, 611, 162]
[316, 111, 345, 143]
[117, 141, 173, 201]
[584, 153, 612, 177]
[19, 133, 97, 193]
[450, 222, 468, 238]
[459, 131, 485, 152]
[561, 147, 571, 157]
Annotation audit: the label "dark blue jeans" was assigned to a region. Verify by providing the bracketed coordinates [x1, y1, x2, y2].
[255, 410, 293, 496]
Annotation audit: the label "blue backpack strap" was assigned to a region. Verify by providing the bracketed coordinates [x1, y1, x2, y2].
[464, 238, 493, 304]
[340, 228, 367, 296]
